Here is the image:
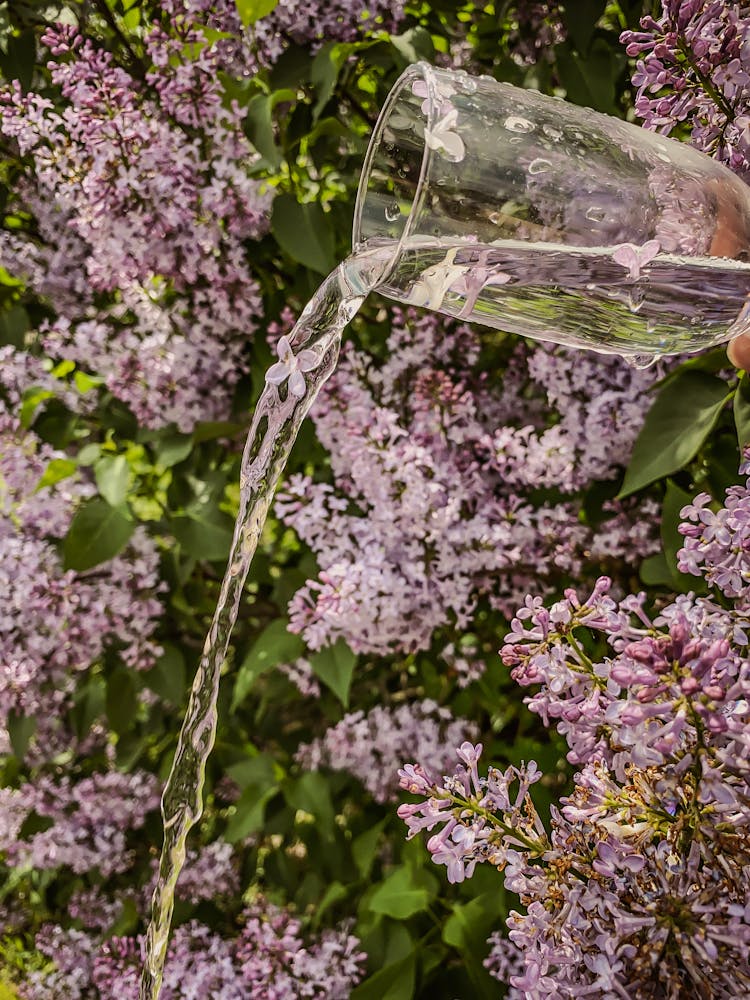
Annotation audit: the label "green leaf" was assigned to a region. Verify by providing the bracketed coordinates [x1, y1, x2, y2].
[661, 479, 704, 592]
[309, 638, 356, 706]
[619, 371, 731, 498]
[171, 513, 234, 562]
[389, 27, 435, 67]
[734, 373, 750, 448]
[245, 94, 283, 168]
[555, 37, 624, 113]
[226, 753, 277, 789]
[350, 953, 416, 1000]
[283, 771, 335, 835]
[74, 370, 103, 394]
[7, 711, 36, 760]
[106, 668, 138, 735]
[271, 194, 336, 275]
[640, 550, 673, 587]
[231, 618, 304, 710]
[145, 643, 186, 704]
[352, 818, 387, 879]
[235, 0, 278, 26]
[225, 785, 277, 842]
[63, 498, 135, 571]
[560, 0, 606, 52]
[0, 305, 28, 348]
[95, 454, 131, 508]
[312, 881, 348, 926]
[367, 866, 431, 920]
[107, 897, 140, 937]
[0, 30, 36, 92]
[311, 43, 353, 119]
[35, 458, 77, 492]
[442, 892, 507, 998]
[153, 431, 193, 468]
[19, 387, 54, 429]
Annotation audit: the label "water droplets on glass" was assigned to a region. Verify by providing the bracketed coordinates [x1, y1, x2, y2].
[385, 202, 401, 222]
[528, 158, 552, 175]
[542, 124, 563, 140]
[504, 115, 535, 133]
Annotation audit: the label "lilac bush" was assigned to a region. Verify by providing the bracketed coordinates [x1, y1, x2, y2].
[400, 461, 750, 997]
[1, 1, 749, 998]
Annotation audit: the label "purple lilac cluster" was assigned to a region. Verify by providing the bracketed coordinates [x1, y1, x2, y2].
[296, 699, 479, 803]
[508, 2, 566, 66]
[621, 1, 750, 176]
[0, 770, 161, 876]
[156, 0, 405, 73]
[25, 900, 365, 999]
[678, 450, 750, 603]
[399, 463, 750, 998]
[276, 310, 659, 656]
[0, 5, 270, 431]
[0, 407, 162, 738]
[249, 0, 405, 70]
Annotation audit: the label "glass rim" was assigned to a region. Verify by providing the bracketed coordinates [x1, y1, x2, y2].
[351, 61, 437, 255]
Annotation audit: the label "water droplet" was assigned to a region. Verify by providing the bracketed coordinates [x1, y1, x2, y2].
[504, 115, 535, 133]
[625, 353, 658, 370]
[542, 124, 562, 140]
[385, 202, 401, 222]
[489, 211, 502, 225]
[388, 114, 412, 131]
[528, 158, 552, 175]
[459, 76, 477, 94]
[585, 206, 606, 222]
[508, 136, 523, 145]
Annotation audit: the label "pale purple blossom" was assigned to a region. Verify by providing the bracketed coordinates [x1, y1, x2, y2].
[266, 336, 321, 398]
[297, 700, 479, 803]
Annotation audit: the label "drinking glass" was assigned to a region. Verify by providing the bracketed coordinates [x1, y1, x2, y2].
[352, 62, 750, 364]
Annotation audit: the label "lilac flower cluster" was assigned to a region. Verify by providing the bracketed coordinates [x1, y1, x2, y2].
[297, 699, 479, 803]
[0, 770, 161, 876]
[25, 900, 365, 1000]
[0, 405, 162, 737]
[277, 310, 659, 655]
[678, 451, 750, 603]
[0, 4, 270, 430]
[621, 1, 750, 176]
[249, 0, 406, 70]
[400, 461, 750, 997]
[508, 2, 566, 66]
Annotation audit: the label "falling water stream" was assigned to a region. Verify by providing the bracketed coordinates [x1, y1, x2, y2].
[139, 244, 392, 1000]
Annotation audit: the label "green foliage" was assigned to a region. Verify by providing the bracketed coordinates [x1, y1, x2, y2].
[271, 194, 337, 275]
[63, 497, 135, 571]
[309, 638, 357, 706]
[619, 370, 733, 498]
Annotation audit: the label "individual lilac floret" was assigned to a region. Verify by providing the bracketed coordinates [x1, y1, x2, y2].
[265, 336, 321, 398]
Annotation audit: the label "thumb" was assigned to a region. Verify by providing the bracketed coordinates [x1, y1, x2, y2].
[727, 332, 750, 370]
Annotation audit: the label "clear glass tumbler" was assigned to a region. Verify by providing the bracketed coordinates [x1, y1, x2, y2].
[352, 62, 750, 363]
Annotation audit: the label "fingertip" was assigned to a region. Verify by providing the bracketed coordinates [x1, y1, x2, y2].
[727, 333, 750, 370]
